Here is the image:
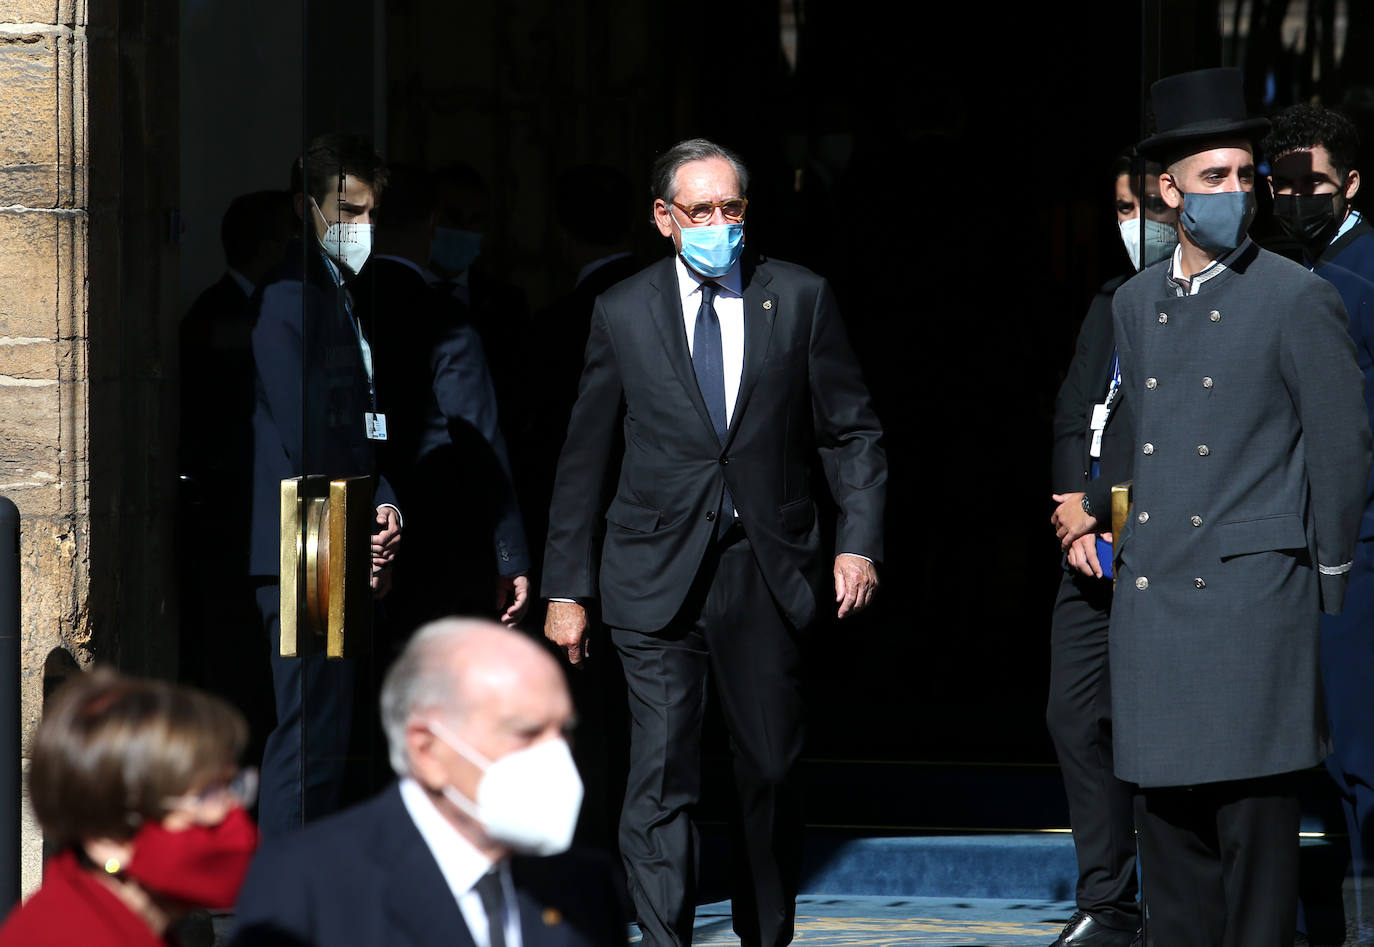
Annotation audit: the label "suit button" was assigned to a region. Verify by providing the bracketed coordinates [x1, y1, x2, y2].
[1194, 577, 1207, 589]
[1202, 376, 1213, 389]
[1146, 377, 1157, 390]
[1136, 577, 1149, 590]
[720, 456, 729, 465]
[1142, 443, 1154, 455]
[706, 511, 716, 522]
[1137, 511, 1149, 524]
[1158, 312, 1169, 325]
[1191, 515, 1203, 527]
[1209, 310, 1221, 322]
[1197, 444, 1209, 456]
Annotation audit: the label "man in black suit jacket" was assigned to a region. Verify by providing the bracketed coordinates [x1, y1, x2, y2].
[542, 138, 887, 947]
[250, 134, 402, 838]
[230, 619, 626, 947]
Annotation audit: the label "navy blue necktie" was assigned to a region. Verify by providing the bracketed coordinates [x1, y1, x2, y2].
[692, 282, 734, 534]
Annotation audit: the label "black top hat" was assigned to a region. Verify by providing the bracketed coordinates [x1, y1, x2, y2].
[1137, 67, 1271, 159]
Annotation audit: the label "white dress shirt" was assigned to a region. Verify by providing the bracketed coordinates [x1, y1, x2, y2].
[675, 255, 745, 425]
[399, 778, 522, 947]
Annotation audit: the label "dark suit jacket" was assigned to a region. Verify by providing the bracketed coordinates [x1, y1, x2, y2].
[354, 257, 530, 578]
[248, 240, 397, 576]
[541, 253, 886, 632]
[1052, 275, 1133, 521]
[228, 784, 626, 947]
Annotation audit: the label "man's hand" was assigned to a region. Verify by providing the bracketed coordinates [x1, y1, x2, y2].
[1050, 492, 1098, 549]
[834, 554, 878, 618]
[372, 506, 402, 565]
[371, 563, 394, 598]
[545, 600, 590, 665]
[496, 574, 531, 626]
[1065, 531, 1114, 578]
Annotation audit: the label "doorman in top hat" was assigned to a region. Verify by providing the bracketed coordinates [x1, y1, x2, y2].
[1061, 67, 1371, 945]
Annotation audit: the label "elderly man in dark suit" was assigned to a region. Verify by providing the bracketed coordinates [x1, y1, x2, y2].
[1070, 68, 1371, 946]
[229, 619, 626, 947]
[542, 138, 887, 947]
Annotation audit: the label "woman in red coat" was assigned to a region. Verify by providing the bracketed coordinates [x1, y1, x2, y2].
[0, 669, 259, 946]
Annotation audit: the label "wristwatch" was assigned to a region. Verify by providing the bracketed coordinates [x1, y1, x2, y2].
[1081, 494, 1093, 517]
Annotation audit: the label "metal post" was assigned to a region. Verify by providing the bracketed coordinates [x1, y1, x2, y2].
[0, 498, 20, 917]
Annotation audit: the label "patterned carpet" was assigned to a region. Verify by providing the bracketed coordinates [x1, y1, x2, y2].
[630, 895, 1079, 946]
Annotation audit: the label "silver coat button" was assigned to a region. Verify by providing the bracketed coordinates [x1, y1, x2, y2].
[1146, 377, 1158, 390]
[1142, 443, 1154, 455]
[1191, 515, 1203, 527]
[1138, 511, 1150, 524]
[1136, 577, 1149, 590]
[1202, 376, 1214, 389]
[1159, 312, 1169, 325]
[1209, 310, 1221, 323]
[1194, 577, 1207, 589]
[1197, 444, 1210, 456]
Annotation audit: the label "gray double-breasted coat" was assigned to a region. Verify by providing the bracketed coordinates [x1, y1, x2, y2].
[1110, 239, 1372, 788]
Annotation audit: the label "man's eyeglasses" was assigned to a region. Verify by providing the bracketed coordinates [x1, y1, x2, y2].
[671, 198, 748, 224]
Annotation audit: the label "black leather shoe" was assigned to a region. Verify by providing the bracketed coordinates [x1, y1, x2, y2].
[1049, 910, 1139, 947]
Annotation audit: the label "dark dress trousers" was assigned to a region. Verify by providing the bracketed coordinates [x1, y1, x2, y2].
[542, 253, 886, 947]
[1111, 239, 1371, 945]
[249, 239, 398, 837]
[1312, 219, 1374, 940]
[229, 783, 627, 947]
[1047, 274, 1138, 932]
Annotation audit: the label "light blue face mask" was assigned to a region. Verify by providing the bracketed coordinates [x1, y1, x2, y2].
[430, 227, 483, 275]
[1179, 190, 1255, 254]
[674, 218, 745, 278]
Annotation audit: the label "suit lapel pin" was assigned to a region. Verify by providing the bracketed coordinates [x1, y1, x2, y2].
[542, 907, 563, 926]
[762, 299, 772, 310]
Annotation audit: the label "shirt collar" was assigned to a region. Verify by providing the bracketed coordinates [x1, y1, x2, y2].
[674, 253, 743, 302]
[318, 244, 346, 287]
[398, 778, 495, 899]
[226, 268, 255, 297]
[1168, 237, 1251, 296]
[1333, 208, 1363, 244]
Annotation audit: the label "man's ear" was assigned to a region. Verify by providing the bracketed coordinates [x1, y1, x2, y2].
[406, 720, 446, 791]
[1266, 176, 1276, 199]
[653, 200, 674, 239]
[1345, 168, 1361, 203]
[1159, 171, 1184, 210]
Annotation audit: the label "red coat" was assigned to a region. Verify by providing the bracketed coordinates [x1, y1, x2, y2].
[0, 850, 171, 947]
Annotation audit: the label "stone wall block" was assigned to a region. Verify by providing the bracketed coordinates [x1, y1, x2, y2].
[0, 27, 78, 208]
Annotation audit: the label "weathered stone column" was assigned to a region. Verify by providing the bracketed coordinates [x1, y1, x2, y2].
[0, 0, 180, 894]
[0, 0, 89, 894]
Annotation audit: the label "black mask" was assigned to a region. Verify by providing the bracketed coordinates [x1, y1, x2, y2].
[1272, 192, 1345, 252]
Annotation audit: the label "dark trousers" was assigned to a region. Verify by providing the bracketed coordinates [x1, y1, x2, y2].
[1321, 539, 1374, 944]
[1135, 774, 1301, 947]
[612, 535, 805, 947]
[255, 582, 356, 838]
[1047, 569, 1139, 930]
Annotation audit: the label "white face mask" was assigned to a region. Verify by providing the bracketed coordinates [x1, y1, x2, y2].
[1118, 216, 1178, 271]
[429, 722, 584, 856]
[311, 197, 373, 274]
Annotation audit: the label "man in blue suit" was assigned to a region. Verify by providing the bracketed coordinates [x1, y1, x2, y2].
[1266, 103, 1374, 945]
[230, 618, 626, 947]
[250, 133, 402, 838]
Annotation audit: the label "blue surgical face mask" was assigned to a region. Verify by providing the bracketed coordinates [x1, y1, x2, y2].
[1179, 190, 1256, 254]
[430, 227, 483, 275]
[672, 216, 745, 278]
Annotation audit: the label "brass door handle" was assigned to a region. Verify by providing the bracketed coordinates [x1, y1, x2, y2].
[279, 476, 375, 659]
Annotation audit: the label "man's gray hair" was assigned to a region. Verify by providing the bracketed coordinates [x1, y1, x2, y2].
[379, 618, 480, 777]
[650, 138, 750, 203]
